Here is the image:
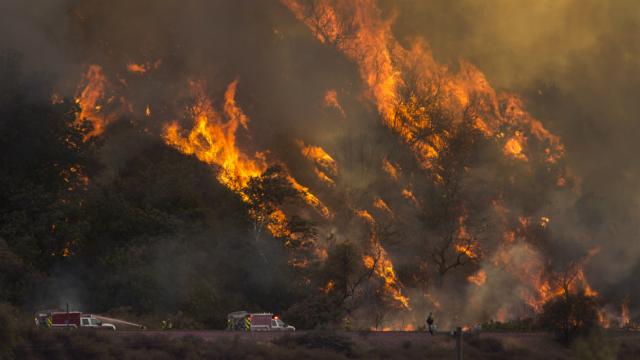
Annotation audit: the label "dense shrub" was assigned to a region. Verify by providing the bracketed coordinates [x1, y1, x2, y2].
[539, 292, 600, 343]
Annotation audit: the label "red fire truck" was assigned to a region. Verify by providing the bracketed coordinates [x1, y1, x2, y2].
[35, 310, 117, 331]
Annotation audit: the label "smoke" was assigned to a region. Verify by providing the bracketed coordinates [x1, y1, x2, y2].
[382, 0, 640, 306]
[3, 0, 640, 328]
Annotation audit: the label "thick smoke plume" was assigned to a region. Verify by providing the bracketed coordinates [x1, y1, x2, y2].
[1, 0, 638, 329]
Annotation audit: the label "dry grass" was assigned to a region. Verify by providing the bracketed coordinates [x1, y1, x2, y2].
[6, 328, 640, 359]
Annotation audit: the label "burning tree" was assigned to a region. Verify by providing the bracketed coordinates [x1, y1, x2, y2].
[243, 165, 300, 261]
[539, 291, 600, 343]
[2, 0, 630, 333]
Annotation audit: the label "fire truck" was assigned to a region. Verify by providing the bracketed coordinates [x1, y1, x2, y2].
[35, 310, 117, 331]
[227, 311, 295, 332]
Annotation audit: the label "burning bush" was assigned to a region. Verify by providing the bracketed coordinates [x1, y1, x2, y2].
[539, 291, 600, 343]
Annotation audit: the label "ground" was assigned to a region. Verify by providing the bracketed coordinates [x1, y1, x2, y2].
[10, 327, 640, 359]
[104, 330, 638, 359]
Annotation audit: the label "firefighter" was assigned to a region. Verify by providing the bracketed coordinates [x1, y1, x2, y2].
[426, 312, 435, 335]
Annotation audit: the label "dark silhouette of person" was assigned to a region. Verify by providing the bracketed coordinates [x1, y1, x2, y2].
[426, 312, 435, 335]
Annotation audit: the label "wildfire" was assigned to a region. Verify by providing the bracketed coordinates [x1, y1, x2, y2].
[62, 245, 72, 257]
[74, 65, 122, 140]
[503, 132, 528, 161]
[363, 252, 410, 309]
[382, 159, 400, 180]
[127, 63, 146, 74]
[324, 89, 345, 117]
[401, 189, 419, 207]
[467, 270, 487, 286]
[297, 140, 338, 186]
[298, 141, 337, 174]
[61, 165, 90, 192]
[621, 297, 630, 327]
[357, 209, 410, 309]
[598, 310, 610, 329]
[493, 239, 599, 313]
[373, 197, 393, 216]
[287, 175, 332, 219]
[284, 0, 565, 173]
[356, 209, 375, 225]
[162, 79, 333, 268]
[455, 217, 479, 259]
[46, 0, 595, 329]
[163, 80, 267, 191]
[126, 60, 161, 74]
[322, 280, 335, 294]
[267, 209, 291, 238]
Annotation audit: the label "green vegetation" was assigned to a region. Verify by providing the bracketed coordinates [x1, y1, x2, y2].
[0, 54, 302, 327]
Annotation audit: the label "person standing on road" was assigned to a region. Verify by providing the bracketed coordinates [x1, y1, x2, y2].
[426, 313, 435, 335]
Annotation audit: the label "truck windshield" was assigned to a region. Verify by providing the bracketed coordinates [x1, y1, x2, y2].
[90, 318, 100, 325]
[276, 320, 285, 327]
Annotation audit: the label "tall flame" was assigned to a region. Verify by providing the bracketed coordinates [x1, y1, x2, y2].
[283, 0, 564, 171]
[163, 80, 267, 191]
[357, 209, 410, 309]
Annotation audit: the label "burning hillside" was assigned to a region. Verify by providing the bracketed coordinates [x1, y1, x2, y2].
[1, 0, 639, 332]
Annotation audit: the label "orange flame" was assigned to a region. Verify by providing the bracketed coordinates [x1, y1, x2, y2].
[401, 189, 419, 207]
[621, 297, 630, 327]
[127, 63, 147, 74]
[287, 175, 332, 218]
[297, 140, 338, 186]
[324, 89, 345, 117]
[503, 132, 528, 161]
[322, 280, 335, 294]
[357, 209, 410, 309]
[467, 270, 487, 286]
[298, 141, 337, 175]
[74, 65, 121, 140]
[162, 80, 330, 263]
[382, 159, 400, 180]
[283, 0, 565, 171]
[373, 197, 393, 216]
[126, 60, 161, 74]
[163, 80, 267, 191]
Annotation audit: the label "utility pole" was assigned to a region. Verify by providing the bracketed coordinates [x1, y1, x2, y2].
[455, 326, 463, 360]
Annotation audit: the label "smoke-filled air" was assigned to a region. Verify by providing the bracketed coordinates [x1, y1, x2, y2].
[1, 0, 640, 338]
